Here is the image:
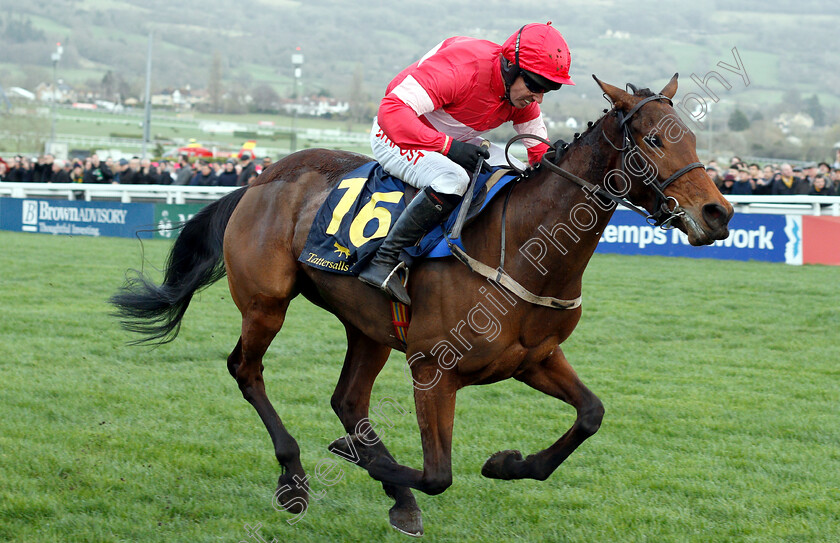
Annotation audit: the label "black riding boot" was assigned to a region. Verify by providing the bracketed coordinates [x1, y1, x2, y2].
[358, 187, 458, 305]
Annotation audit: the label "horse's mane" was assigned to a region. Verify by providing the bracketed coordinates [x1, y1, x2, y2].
[549, 84, 653, 165]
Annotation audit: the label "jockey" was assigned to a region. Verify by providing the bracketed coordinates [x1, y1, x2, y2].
[359, 22, 574, 305]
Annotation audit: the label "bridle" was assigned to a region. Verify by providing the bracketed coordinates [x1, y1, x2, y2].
[443, 90, 705, 312]
[508, 92, 705, 228]
[613, 93, 705, 227]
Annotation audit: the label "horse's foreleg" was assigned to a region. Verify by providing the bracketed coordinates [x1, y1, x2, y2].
[331, 363, 458, 497]
[329, 325, 422, 536]
[230, 297, 309, 514]
[482, 347, 604, 481]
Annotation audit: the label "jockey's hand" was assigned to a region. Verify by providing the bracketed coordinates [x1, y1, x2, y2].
[446, 140, 491, 173]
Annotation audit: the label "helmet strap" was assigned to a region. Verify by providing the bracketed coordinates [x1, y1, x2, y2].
[501, 25, 526, 105]
[500, 56, 518, 104]
[514, 24, 524, 70]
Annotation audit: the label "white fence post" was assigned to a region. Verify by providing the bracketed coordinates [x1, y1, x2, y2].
[7, 184, 840, 216]
[0, 183, 239, 204]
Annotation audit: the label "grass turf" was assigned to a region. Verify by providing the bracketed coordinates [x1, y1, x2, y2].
[0, 231, 838, 542]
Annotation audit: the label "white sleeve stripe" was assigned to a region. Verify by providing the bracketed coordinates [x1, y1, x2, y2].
[417, 41, 444, 66]
[513, 117, 548, 148]
[391, 76, 436, 117]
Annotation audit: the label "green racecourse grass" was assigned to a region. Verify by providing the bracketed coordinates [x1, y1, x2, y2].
[1, 231, 839, 543]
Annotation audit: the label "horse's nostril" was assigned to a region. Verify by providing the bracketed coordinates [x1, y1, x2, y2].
[702, 203, 728, 227]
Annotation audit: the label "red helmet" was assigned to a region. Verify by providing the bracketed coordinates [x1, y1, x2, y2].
[501, 22, 574, 87]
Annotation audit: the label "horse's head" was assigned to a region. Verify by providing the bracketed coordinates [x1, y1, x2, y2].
[593, 74, 733, 245]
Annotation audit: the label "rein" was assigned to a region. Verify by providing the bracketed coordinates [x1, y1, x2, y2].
[443, 93, 704, 311]
[507, 133, 655, 222]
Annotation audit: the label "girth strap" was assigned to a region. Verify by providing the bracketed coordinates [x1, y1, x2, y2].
[446, 243, 582, 310]
[444, 180, 582, 311]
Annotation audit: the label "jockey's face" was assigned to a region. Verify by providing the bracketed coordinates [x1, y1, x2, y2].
[509, 77, 544, 109]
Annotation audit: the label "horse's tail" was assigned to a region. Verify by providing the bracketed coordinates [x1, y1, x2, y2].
[110, 187, 248, 345]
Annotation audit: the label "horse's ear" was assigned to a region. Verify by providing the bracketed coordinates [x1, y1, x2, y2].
[660, 73, 679, 99]
[592, 75, 634, 110]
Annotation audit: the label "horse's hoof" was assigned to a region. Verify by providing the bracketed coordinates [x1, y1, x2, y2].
[481, 449, 526, 480]
[389, 504, 424, 537]
[327, 434, 376, 468]
[273, 473, 309, 515]
[328, 435, 354, 461]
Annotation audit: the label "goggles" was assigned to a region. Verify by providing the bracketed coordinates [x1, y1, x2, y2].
[521, 70, 563, 94]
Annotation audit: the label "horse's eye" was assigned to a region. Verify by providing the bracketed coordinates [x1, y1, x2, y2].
[645, 135, 663, 147]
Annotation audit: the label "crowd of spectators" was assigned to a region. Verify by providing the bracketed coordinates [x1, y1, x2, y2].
[3, 148, 840, 197]
[0, 152, 272, 187]
[707, 149, 840, 197]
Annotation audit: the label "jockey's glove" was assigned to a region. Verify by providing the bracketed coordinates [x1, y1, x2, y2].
[447, 140, 491, 173]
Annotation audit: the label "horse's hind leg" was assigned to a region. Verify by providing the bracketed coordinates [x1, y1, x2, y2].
[481, 347, 604, 481]
[329, 325, 422, 536]
[228, 295, 309, 514]
[330, 360, 459, 497]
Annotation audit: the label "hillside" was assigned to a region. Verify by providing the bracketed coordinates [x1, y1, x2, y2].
[0, 0, 840, 156]
[0, 1, 836, 112]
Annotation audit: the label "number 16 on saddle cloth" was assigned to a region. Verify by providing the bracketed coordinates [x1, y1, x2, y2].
[299, 162, 408, 276]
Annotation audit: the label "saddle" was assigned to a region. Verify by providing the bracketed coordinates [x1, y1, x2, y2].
[299, 162, 518, 276]
[401, 179, 489, 229]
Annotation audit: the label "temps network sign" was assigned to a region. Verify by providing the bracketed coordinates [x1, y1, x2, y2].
[596, 210, 802, 265]
[0, 197, 154, 238]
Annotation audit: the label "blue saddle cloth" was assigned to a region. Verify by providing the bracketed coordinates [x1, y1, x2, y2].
[298, 161, 519, 275]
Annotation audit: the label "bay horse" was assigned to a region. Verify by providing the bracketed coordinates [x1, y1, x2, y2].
[111, 75, 733, 536]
